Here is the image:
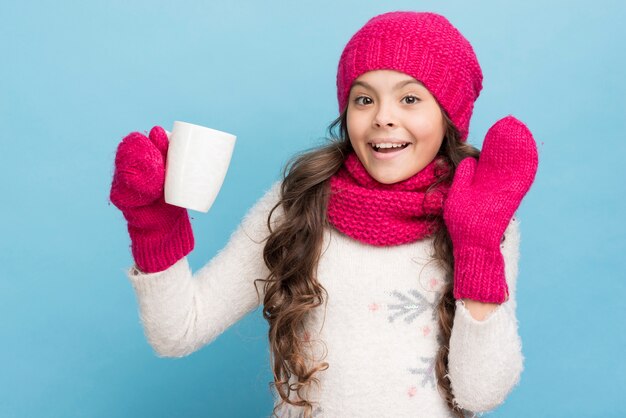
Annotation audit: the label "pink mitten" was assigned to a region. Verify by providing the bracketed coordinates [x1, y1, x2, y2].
[443, 116, 538, 303]
[110, 126, 194, 273]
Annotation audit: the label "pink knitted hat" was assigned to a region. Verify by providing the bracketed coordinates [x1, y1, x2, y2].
[336, 11, 483, 141]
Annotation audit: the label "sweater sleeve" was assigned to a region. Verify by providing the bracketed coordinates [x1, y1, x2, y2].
[447, 216, 525, 413]
[126, 181, 282, 358]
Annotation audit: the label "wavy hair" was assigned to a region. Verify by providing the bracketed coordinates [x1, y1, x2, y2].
[254, 109, 480, 418]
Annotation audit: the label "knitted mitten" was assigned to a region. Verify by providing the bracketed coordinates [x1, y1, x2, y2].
[110, 126, 194, 273]
[443, 116, 538, 303]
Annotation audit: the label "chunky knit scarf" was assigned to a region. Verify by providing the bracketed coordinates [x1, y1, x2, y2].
[327, 152, 450, 246]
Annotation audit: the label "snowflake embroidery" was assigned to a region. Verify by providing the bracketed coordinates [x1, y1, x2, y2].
[408, 356, 436, 389]
[368, 302, 381, 312]
[428, 277, 441, 291]
[387, 289, 439, 323]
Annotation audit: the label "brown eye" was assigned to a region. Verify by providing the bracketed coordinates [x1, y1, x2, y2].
[402, 95, 420, 104]
[354, 96, 372, 105]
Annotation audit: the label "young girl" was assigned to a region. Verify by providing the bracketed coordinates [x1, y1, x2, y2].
[110, 11, 538, 418]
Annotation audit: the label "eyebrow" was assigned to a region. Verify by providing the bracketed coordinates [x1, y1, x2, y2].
[351, 79, 424, 91]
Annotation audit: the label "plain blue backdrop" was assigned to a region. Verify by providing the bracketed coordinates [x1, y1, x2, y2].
[1, 0, 624, 417]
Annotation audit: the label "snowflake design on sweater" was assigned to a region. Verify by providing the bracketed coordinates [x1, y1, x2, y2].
[408, 356, 436, 389]
[387, 289, 439, 323]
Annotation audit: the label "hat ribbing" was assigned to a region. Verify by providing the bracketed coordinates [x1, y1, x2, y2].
[336, 11, 483, 141]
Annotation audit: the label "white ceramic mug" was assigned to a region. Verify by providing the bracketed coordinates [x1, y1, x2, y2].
[164, 121, 236, 212]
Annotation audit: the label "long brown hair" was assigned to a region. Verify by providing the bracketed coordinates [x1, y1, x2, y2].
[254, 109, 480, 418]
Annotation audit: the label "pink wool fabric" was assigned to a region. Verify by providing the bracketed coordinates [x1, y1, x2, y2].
[336, 11, 483, 141]
[444, 116, 539, 303]
[334, 11, 539, 304]
[110, 126, 194, 273]
[327, 152, 450, 246]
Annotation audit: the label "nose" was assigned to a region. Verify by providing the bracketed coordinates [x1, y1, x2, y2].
[372, 102, 396, 128]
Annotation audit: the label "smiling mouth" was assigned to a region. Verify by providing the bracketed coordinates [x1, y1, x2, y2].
[369, 143, 411, 153]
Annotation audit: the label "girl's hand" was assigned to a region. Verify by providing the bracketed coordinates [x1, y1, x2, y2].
[110, 126, 194, 273]
[443, 116, 538, 303]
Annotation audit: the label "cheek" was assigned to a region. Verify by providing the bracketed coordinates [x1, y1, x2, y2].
[413, 113, 444, 143]
[346, 115, 366, 142]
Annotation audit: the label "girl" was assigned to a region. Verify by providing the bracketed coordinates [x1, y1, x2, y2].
[110, 11, 538, 418]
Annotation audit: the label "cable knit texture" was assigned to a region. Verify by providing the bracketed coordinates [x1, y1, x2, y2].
[327, 152, 450, 246]
[443, 116, 538, 303]
[110, 126, 194, 273]
[127, 182, 524, 417]
[336, 11, 483, 141]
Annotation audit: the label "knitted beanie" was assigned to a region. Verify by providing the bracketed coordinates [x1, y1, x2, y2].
[336, 11, 483, 141]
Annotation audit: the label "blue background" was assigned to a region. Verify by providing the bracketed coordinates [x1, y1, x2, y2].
[1, 0, 624, 417]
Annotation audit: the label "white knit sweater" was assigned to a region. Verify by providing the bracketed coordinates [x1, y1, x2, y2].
[127, 181, 524, 418]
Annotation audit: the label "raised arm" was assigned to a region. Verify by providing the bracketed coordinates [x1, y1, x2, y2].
[127, 181, 282, 358]
[447, 216, 524, 412]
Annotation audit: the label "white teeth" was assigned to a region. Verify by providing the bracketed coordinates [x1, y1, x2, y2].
[371, 143, 409, 149]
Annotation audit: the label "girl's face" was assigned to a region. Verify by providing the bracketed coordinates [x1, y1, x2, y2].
[346, 70, 446, 184]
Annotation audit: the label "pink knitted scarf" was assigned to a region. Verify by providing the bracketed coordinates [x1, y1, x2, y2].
[327, 152, 450, 246]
